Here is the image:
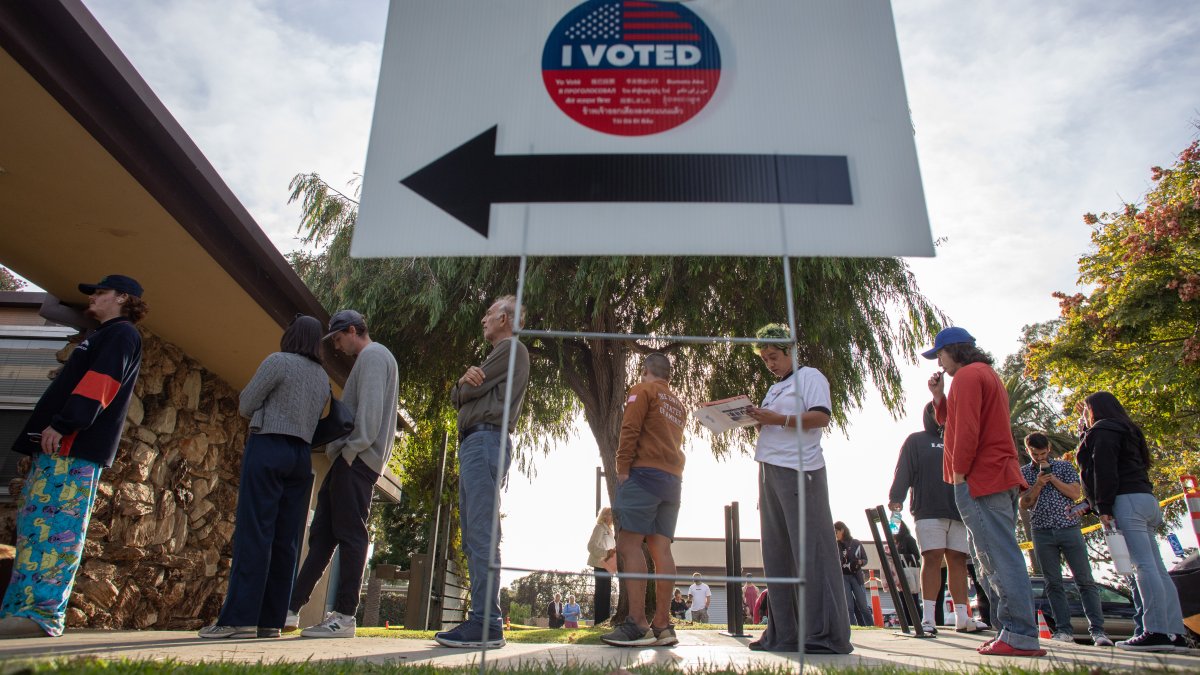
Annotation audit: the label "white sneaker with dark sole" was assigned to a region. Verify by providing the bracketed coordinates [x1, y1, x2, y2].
[300, 612, 356, 638]
[283, 611, 300, 634]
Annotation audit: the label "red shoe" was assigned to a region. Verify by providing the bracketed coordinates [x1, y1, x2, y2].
[978, 638, 1046, 657]
[976, 637, 998, 653]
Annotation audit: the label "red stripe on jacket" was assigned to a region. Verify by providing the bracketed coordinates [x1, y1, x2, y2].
[72, 370, 123, 407]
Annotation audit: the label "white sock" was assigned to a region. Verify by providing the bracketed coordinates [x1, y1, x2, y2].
[922, 599, 936, 625]
[954, 603, 969, 627]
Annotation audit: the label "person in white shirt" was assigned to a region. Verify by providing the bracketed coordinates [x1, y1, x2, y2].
[687, 573, 712, 623]
[744, 324, 852, 654]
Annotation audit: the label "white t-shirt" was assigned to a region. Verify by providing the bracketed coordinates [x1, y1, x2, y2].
[754, 367, 831, 471]
[688, 582, 711, 609]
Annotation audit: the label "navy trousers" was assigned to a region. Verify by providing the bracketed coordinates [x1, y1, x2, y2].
[218, 433, 313, 628]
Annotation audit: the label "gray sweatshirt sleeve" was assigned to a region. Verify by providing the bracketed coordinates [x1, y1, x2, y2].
[239, 354, 282, 419]
[338, 348, 395, 459]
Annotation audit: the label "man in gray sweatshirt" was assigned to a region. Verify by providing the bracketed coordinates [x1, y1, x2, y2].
[435, 295, 529, 649]
[286, 310, 398, 638]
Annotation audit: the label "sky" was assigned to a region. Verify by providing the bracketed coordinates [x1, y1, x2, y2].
[77, 0, 1200, 586]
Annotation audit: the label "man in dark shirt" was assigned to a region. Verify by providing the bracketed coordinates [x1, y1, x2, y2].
[1019, 432, 1110, 646]
[889, 402, 978, 633]
[0, 275, 146, 639]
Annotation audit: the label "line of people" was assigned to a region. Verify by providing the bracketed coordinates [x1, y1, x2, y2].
[885, 326, 1189, 655]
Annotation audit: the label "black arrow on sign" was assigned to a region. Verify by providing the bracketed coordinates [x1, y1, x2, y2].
[401, 125, 853, 238]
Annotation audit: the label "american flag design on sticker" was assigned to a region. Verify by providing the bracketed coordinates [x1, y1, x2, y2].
[542, 0, 721, 136]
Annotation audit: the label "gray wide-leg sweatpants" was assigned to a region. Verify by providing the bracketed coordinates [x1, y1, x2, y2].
[757, 463, 853, 653]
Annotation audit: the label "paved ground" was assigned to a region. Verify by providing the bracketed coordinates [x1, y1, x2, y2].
[1, 628, 1199, 671]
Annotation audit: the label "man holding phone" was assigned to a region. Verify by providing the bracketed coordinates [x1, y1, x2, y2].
[1019, 432, 1110, 646]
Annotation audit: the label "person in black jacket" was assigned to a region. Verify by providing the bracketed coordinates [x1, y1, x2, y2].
[834, 522, 872, 626]
[1077, 392, 1186, 652]
[0, 275, 146, 639]
[888, 402, 984, 633]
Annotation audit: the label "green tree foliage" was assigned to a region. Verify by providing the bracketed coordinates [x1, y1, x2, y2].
[1027, 138, 1200, 503]
[500, 570, 605, 623]
[0, 266, 27, 291]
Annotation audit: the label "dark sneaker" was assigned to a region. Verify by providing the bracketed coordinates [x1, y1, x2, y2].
[1117, 632, 1176, 652]
[1171, 633, 1194, 651]
[601, 619, 655, 647]
[257, 627, 281, 638]
[434, 621, 505, 648]
[652, 624, 678, 646]
[977, 638, 1046, 657]
[1092, 633, 1114, 647]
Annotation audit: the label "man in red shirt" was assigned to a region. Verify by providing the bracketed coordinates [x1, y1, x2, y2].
[925, 327, 1043, 657]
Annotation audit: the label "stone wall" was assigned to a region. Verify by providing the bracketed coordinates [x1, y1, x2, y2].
[4, 326, 246, 629]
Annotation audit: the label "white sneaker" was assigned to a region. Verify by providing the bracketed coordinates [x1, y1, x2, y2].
[300, 611, 356, 638]
[283, 611, 300, 633]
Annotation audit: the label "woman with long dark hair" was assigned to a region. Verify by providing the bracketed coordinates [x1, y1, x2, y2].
[1077, 391, 1186, 652]
[199, 315, 330, 639]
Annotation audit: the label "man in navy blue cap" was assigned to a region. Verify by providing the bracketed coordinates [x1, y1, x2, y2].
[0, 275, 146, 639]
[923, 327, 1041, 657]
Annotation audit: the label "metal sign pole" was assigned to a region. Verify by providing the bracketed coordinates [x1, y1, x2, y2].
[782, 254, 806, 674]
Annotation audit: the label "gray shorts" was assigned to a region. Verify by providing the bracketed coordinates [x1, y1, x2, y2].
[615, 479, 680, 540]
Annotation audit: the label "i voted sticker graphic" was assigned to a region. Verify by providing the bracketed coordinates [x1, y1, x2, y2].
[542, 0, 722, 136]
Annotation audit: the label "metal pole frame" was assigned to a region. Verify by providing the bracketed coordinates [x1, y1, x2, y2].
[476, 225, 808, 673]
[864, 505, 930, 637]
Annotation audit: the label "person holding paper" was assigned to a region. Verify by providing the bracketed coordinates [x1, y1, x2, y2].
[743, 323, 851, 654]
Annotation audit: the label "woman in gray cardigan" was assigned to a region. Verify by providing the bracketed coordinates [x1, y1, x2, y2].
[199, 315, 330, 639]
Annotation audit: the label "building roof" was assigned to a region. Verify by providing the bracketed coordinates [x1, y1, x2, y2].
[0, 0, 348, 392]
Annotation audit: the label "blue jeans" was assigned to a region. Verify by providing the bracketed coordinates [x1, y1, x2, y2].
[954, 483, 1040, 649]
[842, 575, 872, 626]
[1112, 492, 1185, 635]
[1032, 527, 1104, 637]
[458, 430, 511, 631]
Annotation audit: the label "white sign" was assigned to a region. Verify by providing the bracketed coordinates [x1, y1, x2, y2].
[355, 0, 933, 258]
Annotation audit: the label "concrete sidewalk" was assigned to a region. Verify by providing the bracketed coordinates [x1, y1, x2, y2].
[1, 628, 1198, 671]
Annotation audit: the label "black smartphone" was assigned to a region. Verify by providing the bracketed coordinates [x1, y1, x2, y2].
[1066, 501, 1090, 517]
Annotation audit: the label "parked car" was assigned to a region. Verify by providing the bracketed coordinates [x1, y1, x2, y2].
[1030, 575, 1137, 640]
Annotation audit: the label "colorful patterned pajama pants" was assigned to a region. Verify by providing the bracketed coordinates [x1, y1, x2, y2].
[2, 452, 102, 636]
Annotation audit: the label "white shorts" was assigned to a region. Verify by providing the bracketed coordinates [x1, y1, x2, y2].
[914, 518, 969, 554]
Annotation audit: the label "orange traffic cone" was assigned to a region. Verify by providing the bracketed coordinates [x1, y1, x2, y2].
[1036, 609, 1051, 638]
[865, 570, 884, 627]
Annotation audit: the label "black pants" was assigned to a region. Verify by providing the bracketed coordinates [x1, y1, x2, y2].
[218, 434, 313, 628]
[593, 568, 612, 624]
[289, 456, 378, 616]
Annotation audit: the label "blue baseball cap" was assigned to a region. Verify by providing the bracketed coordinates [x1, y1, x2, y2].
[922, 327, 975, 360]
[79, 274, 143, 298]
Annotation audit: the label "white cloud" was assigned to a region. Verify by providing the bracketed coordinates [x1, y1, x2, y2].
[83, 0, 385, 253]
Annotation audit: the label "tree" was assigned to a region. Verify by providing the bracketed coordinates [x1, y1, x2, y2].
[1027, 137, 1200, 508]
[0, 266, 26, 291]
[286, 172, 943, 621]
[999, 331, 1077, 462]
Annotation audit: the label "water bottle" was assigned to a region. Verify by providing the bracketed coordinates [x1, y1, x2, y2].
[889, 509, 903, 534]
[1167, 533, 1185, 558]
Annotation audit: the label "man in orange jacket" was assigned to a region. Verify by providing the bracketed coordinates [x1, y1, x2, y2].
[925, 327, 1042, 657]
